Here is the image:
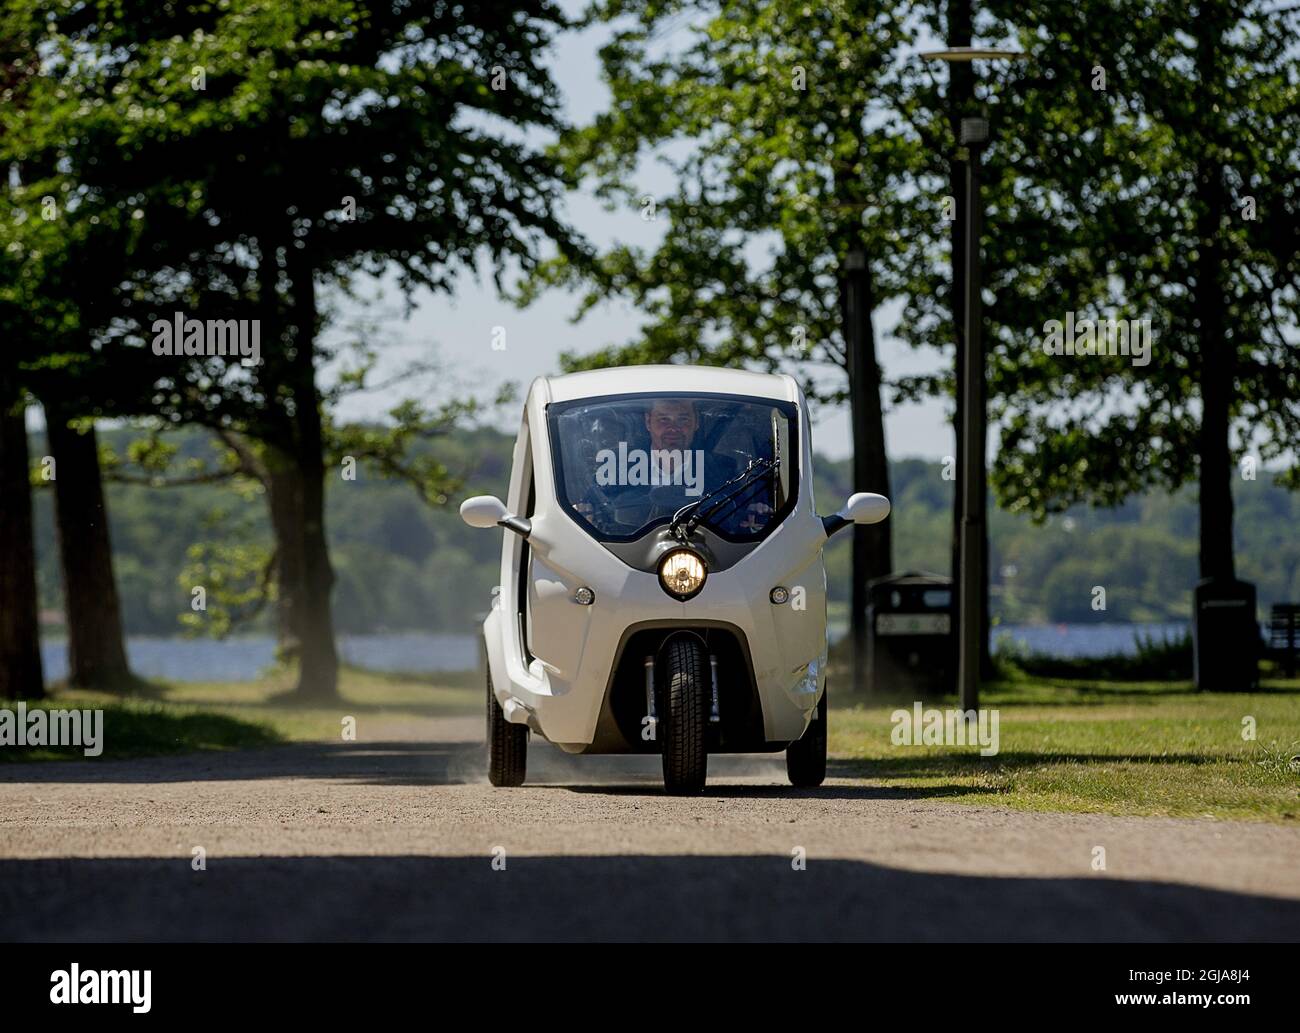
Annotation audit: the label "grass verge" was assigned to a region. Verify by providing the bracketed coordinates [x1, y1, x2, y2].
[0, 698, 282, 762]
[828, 675, 1300, 823]
[1, 665, 479, 761]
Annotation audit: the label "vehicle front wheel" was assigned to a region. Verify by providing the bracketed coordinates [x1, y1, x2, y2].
[786, 685, 827, 787]
[487, 668, 527, 787]
[659, 635, 708, 794]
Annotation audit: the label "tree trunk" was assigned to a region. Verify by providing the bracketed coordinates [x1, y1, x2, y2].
[264, 443, 339, 699]
[266, 447, 309, 664]
[1192, 18, 1235, 584]
[844, 254, 893, 694]
[0, 381, 45, 700]
[44, 408, 134, 690]
[293, 438, 338, 699]
[284, 246, 339, 700]
[1194, 182, 1234, 580]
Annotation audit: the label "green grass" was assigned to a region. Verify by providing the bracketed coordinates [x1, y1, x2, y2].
[16, 665, 483, 753]
[828, 675, 1300, 823]
[0, 697, 282, 761]
[2, 665, 480, 761]
[135, 664, 481, 741]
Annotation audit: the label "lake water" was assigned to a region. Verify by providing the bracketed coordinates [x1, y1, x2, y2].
[39, 633, 479, 684]
[831, 620, 1190, 657]
[40, 622, 1191, 683]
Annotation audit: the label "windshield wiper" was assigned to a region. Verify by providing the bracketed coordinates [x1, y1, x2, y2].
[668, 457, 778, 542]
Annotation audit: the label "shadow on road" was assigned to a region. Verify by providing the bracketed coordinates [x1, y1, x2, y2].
[0, 740, 969, 798]
[557, 781, 987, 801]
[0, 741, 484, 786]
[2, 854, 1297, 942]
[0, 739, 1242, 796]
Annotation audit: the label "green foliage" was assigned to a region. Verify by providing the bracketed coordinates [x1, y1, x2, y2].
[178, 535, 277, 640]
[519, 0, 933, 402]
[960, 0, 1300, 515]
[27, 423, 1300, 637]
[1, 0, 580, 451]
[322, 344, 514, 507]
[31, 423, 509, 636]
[818, 449, 1300, 623]
[533, 0, 1300, 570]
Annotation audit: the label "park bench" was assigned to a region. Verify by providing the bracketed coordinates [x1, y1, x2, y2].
[1266, 604, 1300, 677]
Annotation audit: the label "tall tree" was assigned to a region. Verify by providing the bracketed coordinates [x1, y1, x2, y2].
[0, 379, 44, 699]
[6, 0, 582, 699]
[43, 412, 133, 688]
[964, 1, 1300, 600]
[0, 166, 148, 692]
[0, 16, 46, 699]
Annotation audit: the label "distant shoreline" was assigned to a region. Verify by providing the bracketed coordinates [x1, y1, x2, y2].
[33, 622, 1207, 684]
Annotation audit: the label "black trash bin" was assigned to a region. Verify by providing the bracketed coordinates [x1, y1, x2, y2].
[865, 572, 956, 697]
[1193, 577, 1259, 692]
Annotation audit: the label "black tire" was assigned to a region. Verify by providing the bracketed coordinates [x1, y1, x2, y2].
[659, 635, 708, 794]
[487, 668, 527, 787]
[786, 685, 827, 787]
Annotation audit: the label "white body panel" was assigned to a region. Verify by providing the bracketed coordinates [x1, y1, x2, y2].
[482, 365, 833, 751]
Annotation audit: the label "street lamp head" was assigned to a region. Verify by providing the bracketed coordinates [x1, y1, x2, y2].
[919, 47, 1027, 63]
[960, 117, 990, 145]
[920, 46, 1024, 147]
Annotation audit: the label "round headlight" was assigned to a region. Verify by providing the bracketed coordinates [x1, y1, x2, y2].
[659, 549, 707, 600]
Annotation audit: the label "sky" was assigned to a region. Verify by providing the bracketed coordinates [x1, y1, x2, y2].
[328, 4, 957, 463]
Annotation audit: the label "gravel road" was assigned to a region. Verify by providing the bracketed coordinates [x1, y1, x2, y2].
[2, 716, 1298, 941]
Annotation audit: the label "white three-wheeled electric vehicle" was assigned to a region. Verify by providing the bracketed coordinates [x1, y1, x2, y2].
[460, 365, 890, 793]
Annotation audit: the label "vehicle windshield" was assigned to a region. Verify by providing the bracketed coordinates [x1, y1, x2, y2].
[549, 392, 797, 542]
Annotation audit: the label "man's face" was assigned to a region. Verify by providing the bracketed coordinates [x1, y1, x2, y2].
[645, 400, 698, 451]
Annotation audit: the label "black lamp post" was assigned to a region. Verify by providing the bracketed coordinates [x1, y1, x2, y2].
[956, 114, 988, 713]
[920, 47, 1023, 712]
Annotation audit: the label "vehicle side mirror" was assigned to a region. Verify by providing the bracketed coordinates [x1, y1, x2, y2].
[822, 492, 890, 536]
[460, 495, 531, 537]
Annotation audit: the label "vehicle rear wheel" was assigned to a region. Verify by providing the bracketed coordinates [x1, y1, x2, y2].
[487, 668, 527, 787]
[659, 635, 708, 794]
[786, 684, 827, 787]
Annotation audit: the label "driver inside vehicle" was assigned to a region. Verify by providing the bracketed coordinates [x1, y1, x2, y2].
[571, 398, 774, 536]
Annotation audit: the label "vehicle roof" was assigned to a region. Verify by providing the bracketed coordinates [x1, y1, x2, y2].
[539, 365, 799, 405]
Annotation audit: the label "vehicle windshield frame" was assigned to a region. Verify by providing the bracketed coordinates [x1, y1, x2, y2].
[546, 390, 801, 545]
